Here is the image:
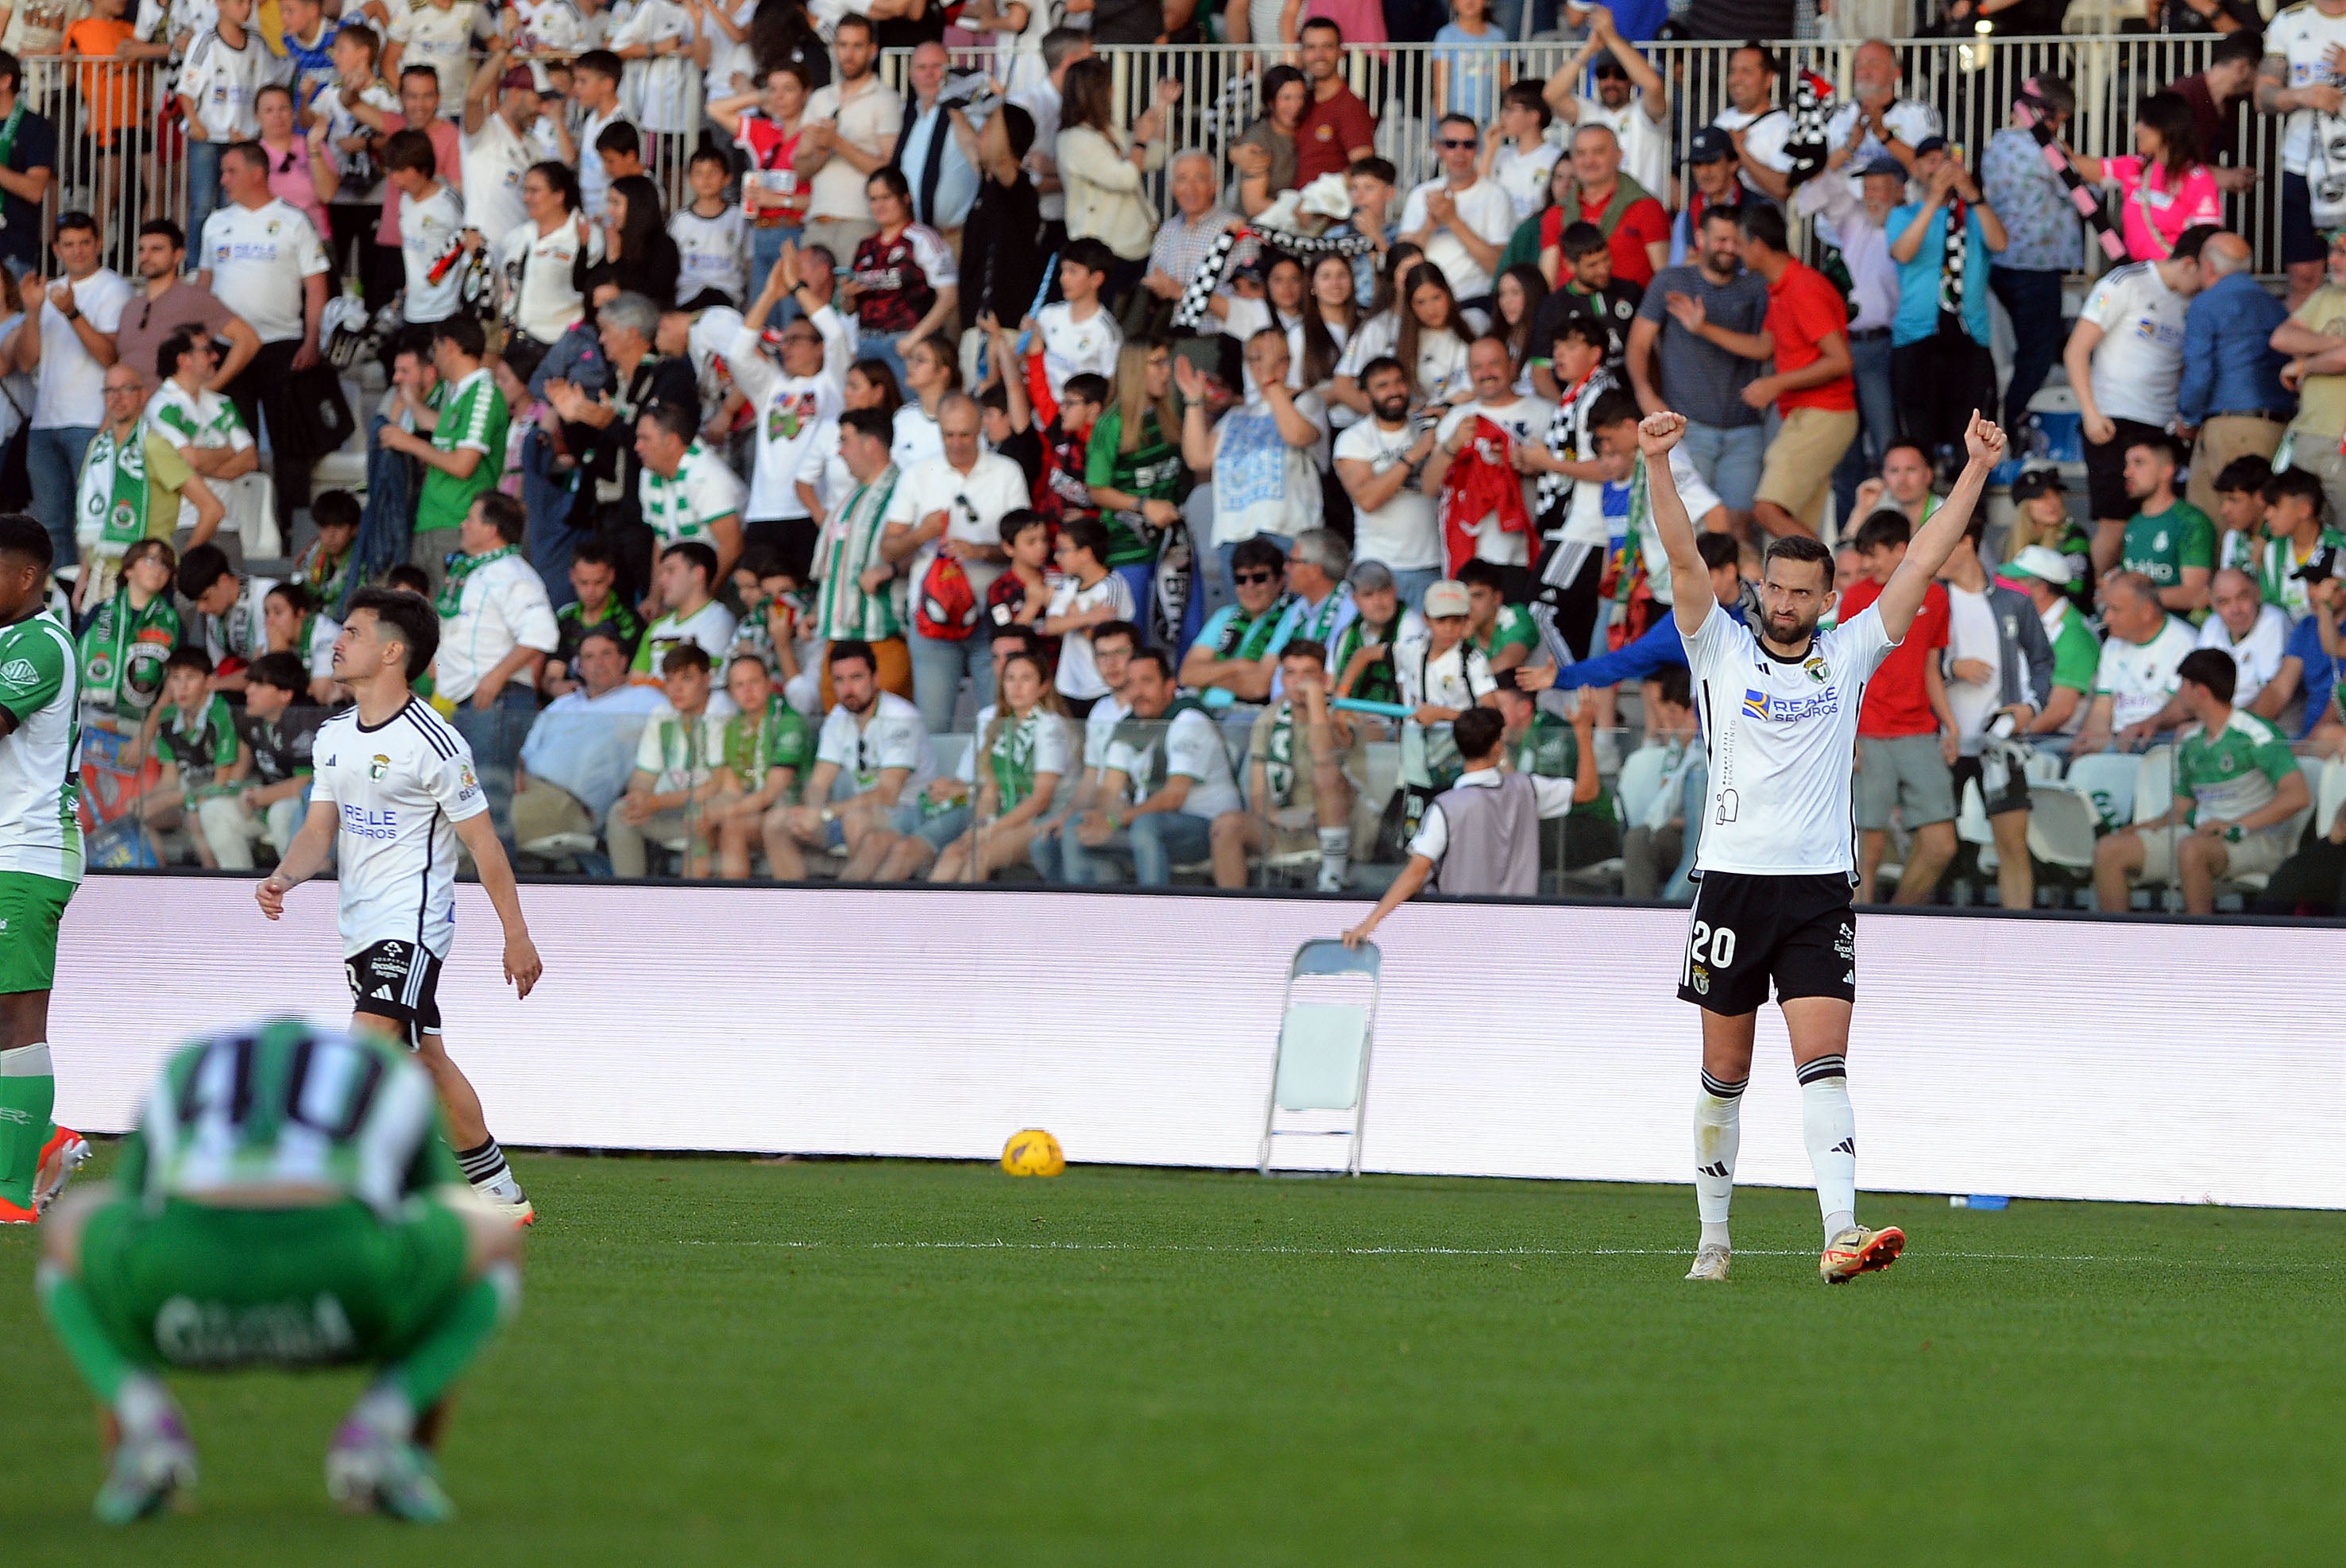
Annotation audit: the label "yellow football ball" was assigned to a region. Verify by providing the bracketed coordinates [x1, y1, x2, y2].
[1000, 1129, 1065, 1177]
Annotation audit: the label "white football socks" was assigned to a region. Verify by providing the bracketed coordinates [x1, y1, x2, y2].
[1799, 1055, 1857, 1242]
[1316, 828, 1351, 892]
[1694, 1071, 1745, 1250]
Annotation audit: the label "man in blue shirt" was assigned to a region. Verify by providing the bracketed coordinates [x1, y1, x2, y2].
[2251, 547, 2344, 743]
[1888, 137, 2006, 478]
[2179, 231, 2294, 517]
[891, 42, 981, 245]
[1517, 531, 1748, 693]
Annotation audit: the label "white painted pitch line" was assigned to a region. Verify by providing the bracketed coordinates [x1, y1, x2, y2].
[659, 1239, 2308, 1265]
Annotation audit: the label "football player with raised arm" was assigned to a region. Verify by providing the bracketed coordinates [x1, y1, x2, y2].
[257, 587, 545, 1224]
[1644, 407, 2004, 1284]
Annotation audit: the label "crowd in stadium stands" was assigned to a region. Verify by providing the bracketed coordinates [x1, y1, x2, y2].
[11, 0, 2346, 913]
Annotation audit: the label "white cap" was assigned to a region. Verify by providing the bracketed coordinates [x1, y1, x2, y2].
[2002, 544, 2073, 588]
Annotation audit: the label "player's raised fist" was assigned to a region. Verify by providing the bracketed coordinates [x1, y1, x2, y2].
[1638, 411, 1686, 456]
[1965, 411, 2007, 464]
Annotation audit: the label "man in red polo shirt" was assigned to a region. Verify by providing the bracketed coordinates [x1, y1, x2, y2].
[1552, 122, 1668, 290]
[1840, 508, 1958, 904]
[1671, 203, 1857, 542]
[1296, 17, 1378, 186]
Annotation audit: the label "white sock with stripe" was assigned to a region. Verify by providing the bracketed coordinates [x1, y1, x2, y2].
[1799, 1055, 1857, 1242]
[1693, 1070, 1744, 1250]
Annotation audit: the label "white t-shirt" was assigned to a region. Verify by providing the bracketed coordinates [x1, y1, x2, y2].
[610, 0, 698, 133]
[30, 269, 131, 431]
[1396, 176, 1516, 302]
[699, 0, 756, 101]
[1082, 693, 1129, 773]
[398, 183, 469, 325]
[1820, 98, 1939, 210]
[2095, 616, 2197, 730]
[803, 75, 903, 224]
[1711, 104, 1793, 198]
[1333, 418, 1441, 574]
[640, 440, 747, 548]
[1393, 632, 1498, 713]
[670, 204, 748, 306]
[497, 212, 603, 346]
[310, 697, 487, 959]
[632, 700, 728, 794]
[816, 691, 938, 796]
[2081, 262, 2189, 429]
[1338, 312, 1472, 404]
[437, 552, 560, 702]
[883, 451, 1027, 602]
[1104, 706, 1241, 821]
[1490, 141, 1564, 226]
[1944, 581, 2004, 751]
[891, 402, 942, 473]
[512, 0, 585, 51]
[1008, 78, 1062, 223]
[200, 200, 330, 344]
[2268, 2, 2346, 175]
[388, 0, 489, 112]
[177, 26, 277, 140]
[2197, 604, 2290, 709]
[1035, 299, 1122, 403]
[729, 325, 846, 521]
[1683, 599, 1899, 878]
[1436, 396, 1554, 566]
[636, 599, 740, 675]
[460, 112, 540, 243]
[1046, 573, 1137, 700]
[309, 77, 400, 205]
[576, 104, 629, 222]
[1574, 95, 1668, 207]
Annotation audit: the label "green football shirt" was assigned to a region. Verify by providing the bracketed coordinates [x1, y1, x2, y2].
[2175, 709, 2300, 832]
[2044, 601, 2101, 694]
[0, 607, 84, 882]
[1473, 602, 1540, 662]
[723, 696, 811, 795]
[2121, 500, 2216, 591]
[155, 692, 241, 790]
[415, 366, 508, 538]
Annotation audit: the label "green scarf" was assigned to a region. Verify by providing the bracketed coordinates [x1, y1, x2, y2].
[79, 423, 155, 555]
[435, 544, 520, 619]
[984, 708, 1051, 808]
[77, 587, 179, 718]
[1614, 457, 1652, 608]
[1332, 613, 1405, 706]
[1561, 171, 1657, 241]
[1216, 592, 1294, 661]
[0, 98, 29, 171]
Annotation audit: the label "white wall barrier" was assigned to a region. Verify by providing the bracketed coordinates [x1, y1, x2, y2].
[50, 874, 2344, 1209]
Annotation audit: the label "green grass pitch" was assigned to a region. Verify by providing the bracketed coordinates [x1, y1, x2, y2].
[4, 1151, 2341, 1563]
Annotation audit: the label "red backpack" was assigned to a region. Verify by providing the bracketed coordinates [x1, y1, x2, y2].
[915, 553, 981, 640]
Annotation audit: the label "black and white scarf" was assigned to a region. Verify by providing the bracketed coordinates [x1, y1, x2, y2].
[1786, 69, 1835, 191]
[1171, 222, 1384, 332]
[1537, 365, 1615, 523]
[1939, 197, 1967, 330]
[2013, 79, 2128, 264]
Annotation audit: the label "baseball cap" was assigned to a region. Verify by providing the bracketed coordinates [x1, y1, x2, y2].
[1685, 126, 1733, 165]
[2294, 543, 2343, 584]
[1347, 558, 1396, 594]
[1857, 153, 1906, 180]
[1590, 51, 1630, 79]
[1422, 579, 1471, 618]
[2009, 467, 2066, 502]
[1914, 133, 1951, 158]
[2001, 544, 2074, 588]
[501, 62, 554, 95]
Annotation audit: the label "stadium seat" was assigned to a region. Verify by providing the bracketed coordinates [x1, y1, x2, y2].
[2023, 749, 2067, 786]
[1614, 745, 1672, 829]
[2133, 747, 2175, 826]
[2318, 756, 2346, 840]
[2025, 787, 2100, 871]
[2064, 751, 2138, 829]
[218, 471, 280, 560]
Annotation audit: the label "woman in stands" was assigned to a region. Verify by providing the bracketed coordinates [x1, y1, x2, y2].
[1086, 338, 1185, 616]
[1492, 263, 1550, 392]
[891, 334, 960, 473]
[1390, 263, 1477, 405]
[928, 650, 1069, 882]
[1054, 58, 1175, 309]
[2070, 91, 2224, 264]
[1231, 65, 1308, 219]
[602, 174, 682, 309]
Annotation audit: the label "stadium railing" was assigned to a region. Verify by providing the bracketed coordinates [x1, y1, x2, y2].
[876, 32, 2288, 276]
[13, 33, 2294, 282]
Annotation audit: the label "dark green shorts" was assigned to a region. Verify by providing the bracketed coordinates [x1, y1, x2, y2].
[78, 1196, 472, 1371]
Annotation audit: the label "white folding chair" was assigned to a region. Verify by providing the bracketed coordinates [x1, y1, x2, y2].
[1259, 940, 1381, 1178]
[2063, 752, 2139, 830]
[2025, 786, 2100, 872]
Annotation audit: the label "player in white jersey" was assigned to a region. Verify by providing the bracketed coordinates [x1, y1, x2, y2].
[255, 587, 545, 1224]
[1644, 407, 2004, 1286]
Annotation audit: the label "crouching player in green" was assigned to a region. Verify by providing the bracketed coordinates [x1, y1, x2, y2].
[37, 1019, 523, 1524]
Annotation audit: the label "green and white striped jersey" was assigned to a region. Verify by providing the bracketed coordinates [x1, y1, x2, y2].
[0, 606, 84, 882]
[117, 1021, 460, 1218]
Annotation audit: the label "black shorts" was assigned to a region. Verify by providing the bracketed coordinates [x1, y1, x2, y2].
[344, 939, 444, 1047]
[1951, 752, 2030, 817]
[2082, 417, 2164, 523]
[1678, 871, 1857, 1016]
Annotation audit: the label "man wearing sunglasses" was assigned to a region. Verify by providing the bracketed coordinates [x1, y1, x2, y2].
[1545, 9, 1669, 204]
[1397, 114, 1514, 309]
[114, 220, 261, 411]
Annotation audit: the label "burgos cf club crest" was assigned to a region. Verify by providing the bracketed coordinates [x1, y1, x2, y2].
[1803, 655, 1830, 685]
[369, 754, 391, 780]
